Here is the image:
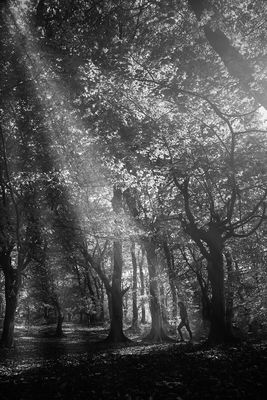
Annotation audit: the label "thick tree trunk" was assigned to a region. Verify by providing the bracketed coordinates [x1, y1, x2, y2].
[105, 240, 129, 342]
[143, 239, 170, 342]
[53, 299, 64, 337]
[0, 252, 19, 348]
[207, 249, 232, 344]
[195, 270, 211, 326]
[130, 241, 138, 330]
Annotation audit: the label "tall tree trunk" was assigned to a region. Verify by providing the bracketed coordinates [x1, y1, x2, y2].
[0, 250, 19, 348]
[225, 250, 234, 335]
[85, 269, 97, 324]
[207, 249, 231, 344]
[97, 281, 105, 322]
[130, 241, 138, 330]
[93, 276, 105, 323]
[195, 270, 211, 327]
[163, 240, 178, 320]
[55, 302, 64, 337]
[160, 285, 169, 330]
[1, 266, 19, 348]
[143, 238, 169, 341]
[139, 246, 146, 324]
[106, 240, 129, 342]
[105, 187, 129, 342]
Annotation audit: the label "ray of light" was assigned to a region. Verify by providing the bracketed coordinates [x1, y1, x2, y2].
[6, 2, 113, 235]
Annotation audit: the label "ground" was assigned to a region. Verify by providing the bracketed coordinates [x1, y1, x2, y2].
[0, 324, 266, 399]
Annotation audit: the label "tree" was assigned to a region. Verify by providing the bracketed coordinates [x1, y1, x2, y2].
[3, 0, 266, 348]
[188, 0, 267, 110]
[166, 114, 266, 343]
[105, 187, 129, 342]
[130, 240, 139, 330]
[0, 116, 46, 347]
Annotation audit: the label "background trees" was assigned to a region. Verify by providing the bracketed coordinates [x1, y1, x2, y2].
[0, 0, 266, 347]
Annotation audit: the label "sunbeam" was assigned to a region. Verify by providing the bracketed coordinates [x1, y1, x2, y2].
[7, 0, 110, 228]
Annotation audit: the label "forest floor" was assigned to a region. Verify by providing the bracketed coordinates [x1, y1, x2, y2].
[0, 323, 266, 399]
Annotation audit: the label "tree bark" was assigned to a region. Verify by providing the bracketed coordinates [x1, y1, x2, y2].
[105, 240, 129, 342]
[195, 270, 211, 326]
[207, 249, 228, 344]
[163, 240, 178, 320]
[225, 250, 234, 335]
[139, 246, 146, 324]
[105, 187, 129, 342]
[55, 304, 64, 337]
[130, 241, 138, 330]
[143, 238, 170, 342]
[0, 250, 19, 348]
[160, 284, 170, 331]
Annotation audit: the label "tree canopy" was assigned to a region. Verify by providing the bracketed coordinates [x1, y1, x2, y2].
[0, 0, 266, 348]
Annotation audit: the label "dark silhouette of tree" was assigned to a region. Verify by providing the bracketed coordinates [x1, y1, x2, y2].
[105, 187, 130, 342]
[188, 0, 267, 110]
[130, 240, 139, 330]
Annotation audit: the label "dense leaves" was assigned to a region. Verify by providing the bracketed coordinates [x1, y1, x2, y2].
[0, 0, 266, 351]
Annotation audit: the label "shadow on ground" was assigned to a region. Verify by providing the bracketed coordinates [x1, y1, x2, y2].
[0, 324, 266, 399]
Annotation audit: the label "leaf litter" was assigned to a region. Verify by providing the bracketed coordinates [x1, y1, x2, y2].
[0, 326, 266, 399]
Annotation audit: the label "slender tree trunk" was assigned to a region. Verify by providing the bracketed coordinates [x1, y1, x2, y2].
[105, 187, 129, 342]
[55, 302, 64, 337]
[0, 251, 19, 348]
[93, 276, 105, 323]
[163, 241, 178, 320]
[160, 285, 169, 330]
[225, 251, 234, 335]
[106, 290, 112, 321]
[143, 238, 170, 342]
[99, 282, 105, 322]
[130, 241, 138, 330]
[85, 269, 97, 324]
[139, 246, 146, 324]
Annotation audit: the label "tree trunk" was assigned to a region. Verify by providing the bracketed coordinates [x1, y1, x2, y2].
[163, 240, 178, 320]
[85, 269, 97, 321]
[139, 246, 146, 324]
[105, 240, 129, 342]
[225, 251, 234, 335]
[0, 251, 19, 348]
[207, 249, 231, 344]
[105, 187, 129, 343]
[130, 241, 138, 330]
[160, 285, 170, 331]
[55, 302, 64, 337]
[93, 276, 105, 323]
[195, 270, 211, 326]
[143, 238, 169, 342]
[99, 282, 105, 322]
